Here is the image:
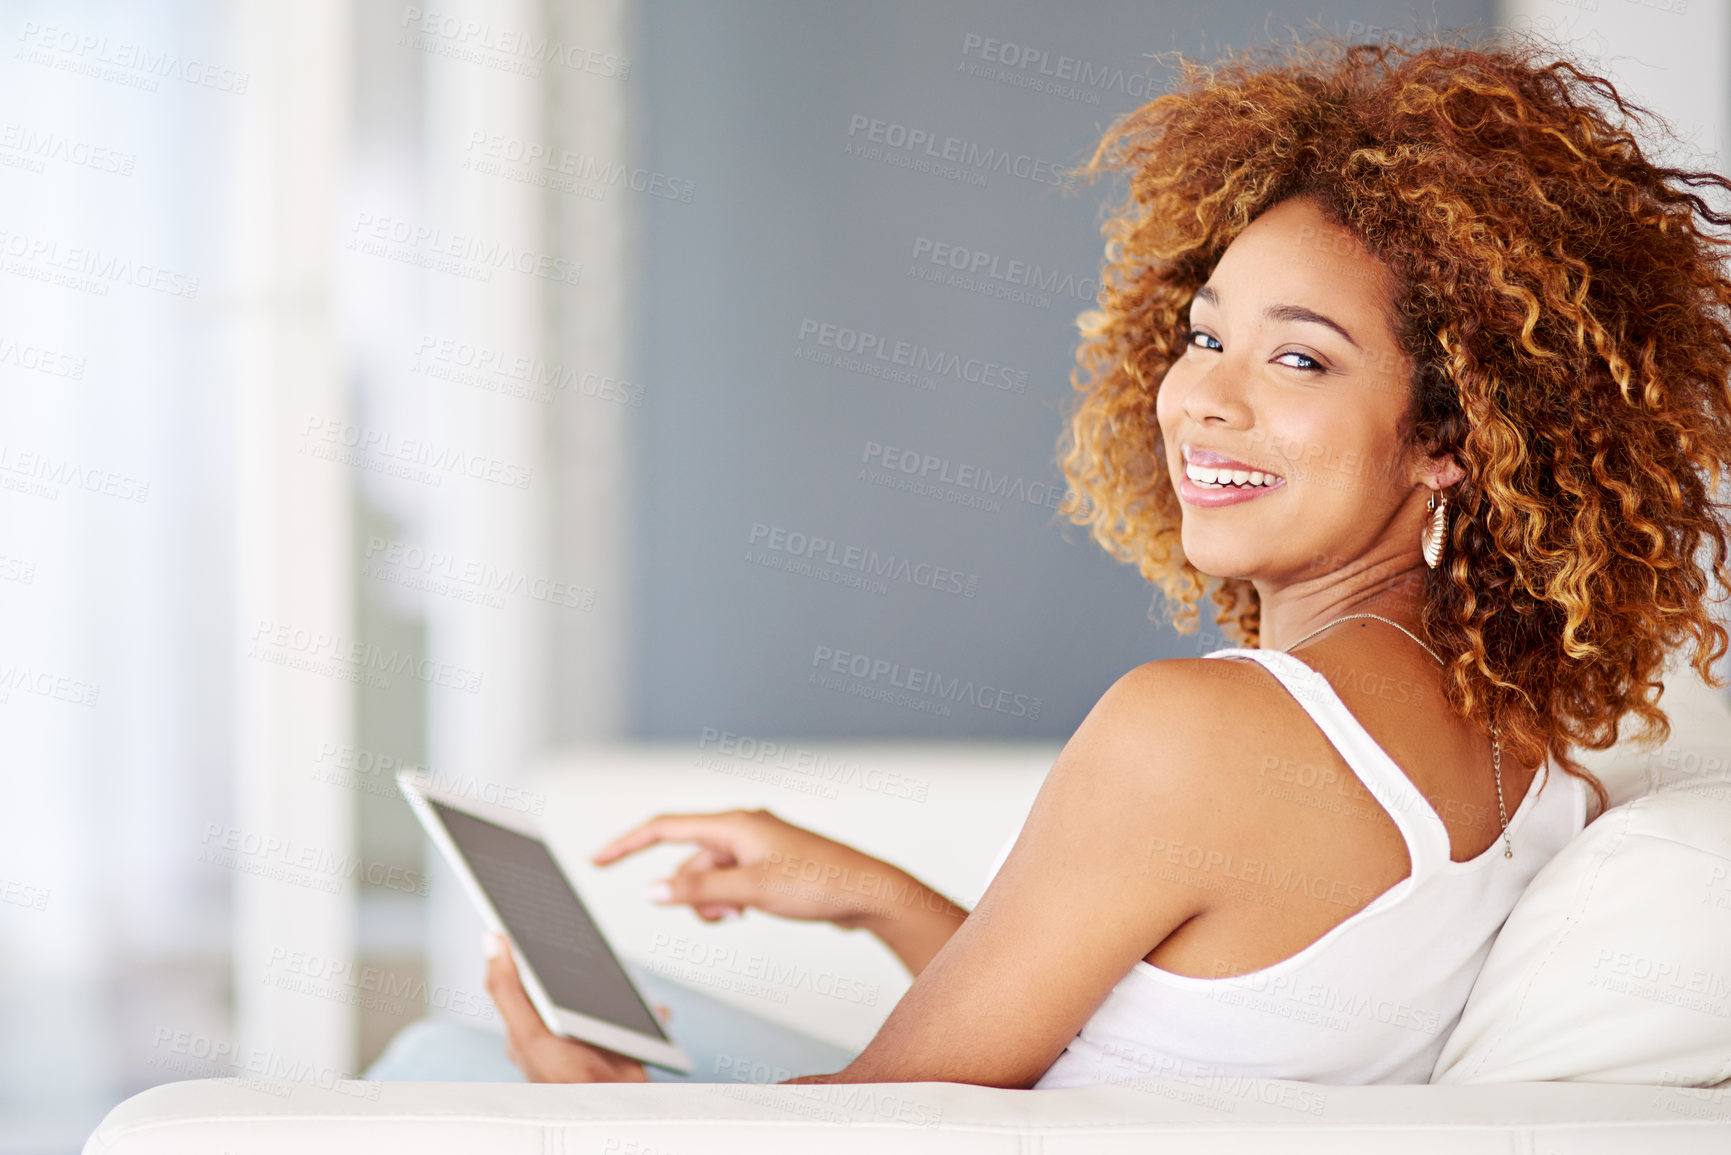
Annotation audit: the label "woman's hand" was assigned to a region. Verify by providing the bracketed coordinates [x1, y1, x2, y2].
[593, 807, 899, 926]
[482, 932, 664, 1083]
[593, 808, 969, 974]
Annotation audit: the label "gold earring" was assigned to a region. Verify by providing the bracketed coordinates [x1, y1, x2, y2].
[1421, 492, 1448, 569]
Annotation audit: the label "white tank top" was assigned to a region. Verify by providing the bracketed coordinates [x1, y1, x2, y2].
[986, 646, 1589, 1087]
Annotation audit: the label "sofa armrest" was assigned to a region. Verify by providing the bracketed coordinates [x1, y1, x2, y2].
[84, 1076, 1731, 1155]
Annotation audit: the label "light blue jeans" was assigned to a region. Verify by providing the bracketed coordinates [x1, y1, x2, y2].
[364, 959, 860, 1084]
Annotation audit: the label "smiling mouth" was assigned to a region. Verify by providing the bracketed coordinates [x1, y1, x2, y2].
[1181, 458, 1286, 490]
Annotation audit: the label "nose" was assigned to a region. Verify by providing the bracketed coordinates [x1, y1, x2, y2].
[1181, 351, 1254, 430]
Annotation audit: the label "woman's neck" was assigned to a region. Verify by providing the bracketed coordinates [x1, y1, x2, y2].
[1254, 557, 1430, 652]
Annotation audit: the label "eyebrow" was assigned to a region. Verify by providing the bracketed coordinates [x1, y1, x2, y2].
[1190, 286, 1361, 350]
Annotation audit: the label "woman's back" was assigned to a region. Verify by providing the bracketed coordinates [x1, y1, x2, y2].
[1149, 626, 1549, 979]
[1001, 640, 1587, 1086]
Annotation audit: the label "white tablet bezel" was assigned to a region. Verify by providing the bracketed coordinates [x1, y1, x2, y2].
[395, 767, 692, 1074]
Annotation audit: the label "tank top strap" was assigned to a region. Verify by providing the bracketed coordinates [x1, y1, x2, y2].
[1204, 646, 1450, 881]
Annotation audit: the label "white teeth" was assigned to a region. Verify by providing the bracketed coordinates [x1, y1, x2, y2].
[1184, 461, 1281, 488]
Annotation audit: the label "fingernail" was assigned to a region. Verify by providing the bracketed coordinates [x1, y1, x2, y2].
[482, 932, 503, 959]
[719, 908, 741, 921]
[646, 879, 672, 903]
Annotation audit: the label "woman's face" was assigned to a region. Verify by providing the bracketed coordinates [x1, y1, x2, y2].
[1155, 196, 1425, 586]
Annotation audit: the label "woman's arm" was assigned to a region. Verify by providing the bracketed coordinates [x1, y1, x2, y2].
[488, 659, 1238, 1086]
[593, 808, 970, 975]
[848, 869, 970, 976]
[784, 661, 1237, 1088]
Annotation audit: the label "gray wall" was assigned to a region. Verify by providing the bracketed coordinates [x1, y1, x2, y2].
[627, 0, 1494, 739]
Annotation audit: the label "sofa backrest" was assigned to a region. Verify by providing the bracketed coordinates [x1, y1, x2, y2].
[1573, 659, 1731, 812]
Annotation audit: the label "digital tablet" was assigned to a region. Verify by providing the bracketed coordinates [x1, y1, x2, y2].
[396, 767, 692, 1073]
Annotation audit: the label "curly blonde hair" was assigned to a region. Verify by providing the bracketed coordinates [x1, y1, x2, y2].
[1056, 36, 1731, 811]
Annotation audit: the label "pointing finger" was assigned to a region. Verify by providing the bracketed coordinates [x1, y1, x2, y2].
[591, 812, 753, 865]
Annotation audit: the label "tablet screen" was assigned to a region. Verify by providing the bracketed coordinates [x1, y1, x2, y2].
[429, 799, 665, 1040]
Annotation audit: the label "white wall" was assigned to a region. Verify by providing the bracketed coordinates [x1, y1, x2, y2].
[231, 0, 356, 1079]
[1498, 1, 1728, 172]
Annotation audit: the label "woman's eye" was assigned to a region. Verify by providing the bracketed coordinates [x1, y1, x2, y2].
[1274, 350, 1325, 372]
[1185, 328, 1222, 352]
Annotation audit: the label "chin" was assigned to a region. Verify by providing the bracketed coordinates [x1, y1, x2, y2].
[1179, 534, 1257, 582]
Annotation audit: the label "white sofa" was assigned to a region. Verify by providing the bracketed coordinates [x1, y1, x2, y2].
[82, 667, 1731, 1153]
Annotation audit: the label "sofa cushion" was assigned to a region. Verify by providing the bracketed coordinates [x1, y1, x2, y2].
[1431, 779, 1731, 1085]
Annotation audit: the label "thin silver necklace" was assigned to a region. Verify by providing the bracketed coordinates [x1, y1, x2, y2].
[1280, 612, 1512, 859]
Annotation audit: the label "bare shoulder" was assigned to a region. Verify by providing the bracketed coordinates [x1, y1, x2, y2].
[1052, 656, 1293, 814]
[981, 657, 1295, 956]
[1102, 655, 1286, 711]
[1086, 656, 1296, 756]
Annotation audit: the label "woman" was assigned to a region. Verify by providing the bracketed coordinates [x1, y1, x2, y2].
[374, 35, 1731, 1088]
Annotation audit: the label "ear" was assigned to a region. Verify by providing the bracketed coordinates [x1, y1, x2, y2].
[1418, 450, 1465, 493]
